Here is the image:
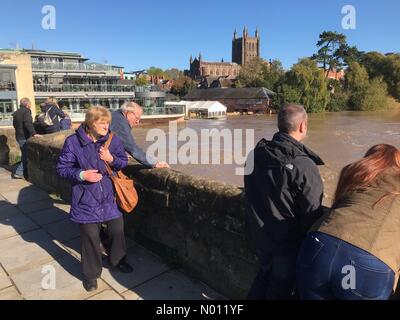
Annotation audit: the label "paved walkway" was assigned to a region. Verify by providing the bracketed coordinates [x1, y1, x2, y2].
[0, 167, 225, 300]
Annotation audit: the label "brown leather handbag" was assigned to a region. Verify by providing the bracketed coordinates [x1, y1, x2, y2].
[103, 132, 138, 213]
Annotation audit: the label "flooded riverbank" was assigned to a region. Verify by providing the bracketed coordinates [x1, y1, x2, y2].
[132, 110, 400, 206]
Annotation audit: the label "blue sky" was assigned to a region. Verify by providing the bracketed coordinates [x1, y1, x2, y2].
[0, 0, 399, 71]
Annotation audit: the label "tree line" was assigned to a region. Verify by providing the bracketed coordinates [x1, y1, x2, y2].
[134, 67, 196, 97]
[236, 31, 400, 112]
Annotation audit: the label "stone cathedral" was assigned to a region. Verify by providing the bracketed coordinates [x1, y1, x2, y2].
[187, 27, 260, 79]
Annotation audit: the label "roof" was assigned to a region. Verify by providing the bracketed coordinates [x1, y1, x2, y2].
[184, 87, 275, 100]
[185, 101, 227, 112]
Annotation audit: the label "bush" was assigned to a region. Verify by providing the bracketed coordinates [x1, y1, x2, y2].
[327, 90, 349, 112]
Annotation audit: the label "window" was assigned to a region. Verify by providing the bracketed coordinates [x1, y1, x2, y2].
[0, 68, 16, 91]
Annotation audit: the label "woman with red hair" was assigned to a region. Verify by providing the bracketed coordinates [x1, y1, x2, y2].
[296, 144, 400, 300]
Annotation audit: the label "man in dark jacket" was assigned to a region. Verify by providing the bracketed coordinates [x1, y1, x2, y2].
[110, 102, 169, 168]
[244, 103, 324, 300]
[12, 98, 41, 179]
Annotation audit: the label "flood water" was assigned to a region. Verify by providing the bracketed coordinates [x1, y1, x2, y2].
[132, 110, 400, 206]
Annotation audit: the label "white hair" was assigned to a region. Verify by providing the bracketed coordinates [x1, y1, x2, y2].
[121, 101, 142, 113]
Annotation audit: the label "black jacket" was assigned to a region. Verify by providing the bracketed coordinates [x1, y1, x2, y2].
[244, 132, 324, 256]
[12, 106, 36, 140]
[39, 103, 66, 134]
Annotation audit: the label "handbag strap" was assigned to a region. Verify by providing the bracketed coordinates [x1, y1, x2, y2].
[103, 132, 114, 176]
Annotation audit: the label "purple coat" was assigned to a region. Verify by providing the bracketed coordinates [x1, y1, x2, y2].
[56, 125, 128, 224]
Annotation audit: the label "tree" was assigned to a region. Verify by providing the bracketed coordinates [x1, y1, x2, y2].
[312, 31, 347, 73]
[170, 76, 196, 98]
[135, 76, 149, 86]
[147, 66, 165, 77]
[360, 52, 400, 100]
[384, 54, 400, 99]
[360, 51, 387, 79]
[262, 60, 285, 91]
[236, 58, 284, 90]
[326, 79, 349, 112]
[236, 58, 266, 88]
[311, 31, 364, 79]
[164, 68, 184, 80]
[345, 62, 388, 110]
[275, 58, 330, 113]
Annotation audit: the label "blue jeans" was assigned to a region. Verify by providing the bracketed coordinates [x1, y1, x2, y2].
[296, 232, 395, 300]
[247, 249, 298, 300]
[15, 139, 27, 178]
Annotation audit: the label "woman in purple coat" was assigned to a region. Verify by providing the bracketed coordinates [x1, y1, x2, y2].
[57, 106, 133, 292]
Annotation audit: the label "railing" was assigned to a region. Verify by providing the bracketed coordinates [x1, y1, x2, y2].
[0, 82, 16, 92]
[142, 105, 185, 116]
[34, 84, 136, 93]
[164, 105, 185, 115]
[31, 62, 122, 73]
[0, 113, 13, 126]
[66, 104, 185, 119]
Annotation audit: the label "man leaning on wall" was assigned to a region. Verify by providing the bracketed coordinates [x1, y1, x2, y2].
[110, 101, 169, 168]
[244, 104, 325, 300]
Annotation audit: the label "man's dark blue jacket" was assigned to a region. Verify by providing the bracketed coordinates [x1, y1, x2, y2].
[110, 110, 156, 167]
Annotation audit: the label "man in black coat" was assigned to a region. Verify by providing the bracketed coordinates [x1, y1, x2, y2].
[244, 104, 324, 300]
[12, 98, 41, 179]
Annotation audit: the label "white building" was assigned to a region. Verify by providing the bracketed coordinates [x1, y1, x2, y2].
[182, 100, 227, 119]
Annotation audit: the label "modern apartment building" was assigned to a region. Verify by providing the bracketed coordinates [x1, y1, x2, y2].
[0, 49, 184, 124]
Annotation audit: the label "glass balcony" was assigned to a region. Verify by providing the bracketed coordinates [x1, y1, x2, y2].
[31, 61, 122, 73]
[34, 84, 136, 93]
[0, 82, 16, 92]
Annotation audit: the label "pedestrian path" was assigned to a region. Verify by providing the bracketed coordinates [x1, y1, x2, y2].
[0, 166, 225, 300]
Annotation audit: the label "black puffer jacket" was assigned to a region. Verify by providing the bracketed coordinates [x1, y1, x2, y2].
[12, 106, 36, 140]
[244, 132, 324, 256]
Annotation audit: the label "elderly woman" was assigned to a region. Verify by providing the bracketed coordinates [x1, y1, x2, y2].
[57, 105, 133, 292]
[296, 144, 400, 300]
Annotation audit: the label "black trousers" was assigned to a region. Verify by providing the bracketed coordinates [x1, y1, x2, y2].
[79, 216, 127, 281]
[247, 249, 298, 300]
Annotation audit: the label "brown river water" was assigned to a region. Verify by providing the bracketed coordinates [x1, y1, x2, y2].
[132, 111, 400, 206]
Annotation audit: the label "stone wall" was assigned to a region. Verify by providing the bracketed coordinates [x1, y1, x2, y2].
[22, 131, 400, 300]
[27, 131, 257, 299]
[0, 127, 20, 165]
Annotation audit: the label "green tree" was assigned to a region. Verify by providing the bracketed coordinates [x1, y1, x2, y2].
[384, 54, 400, 99]
[135, 76, 149, 86]
[236, 58, 266, 88]
[312, 31, 347, 73]
[164, 68, 184, 80]
[363, 78, 388, 110]
[345, 62, 388, 110]
[326, 80, 349, 112]
[236, 58, 284, 91]
[359, 51, 386, 79]
[147, 66, 165, 77]
[358, 52, 400, 100]
[275, 58, 330, 113]
[262, 59, 285, 91]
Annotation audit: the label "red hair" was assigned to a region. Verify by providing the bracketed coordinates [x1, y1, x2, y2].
[333, 144, 400, 207]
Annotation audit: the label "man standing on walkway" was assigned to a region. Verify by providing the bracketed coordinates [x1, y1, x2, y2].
[110, 102, 169, 168]
[244, 104, 324, 300]
[12, 98, 41, 179]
